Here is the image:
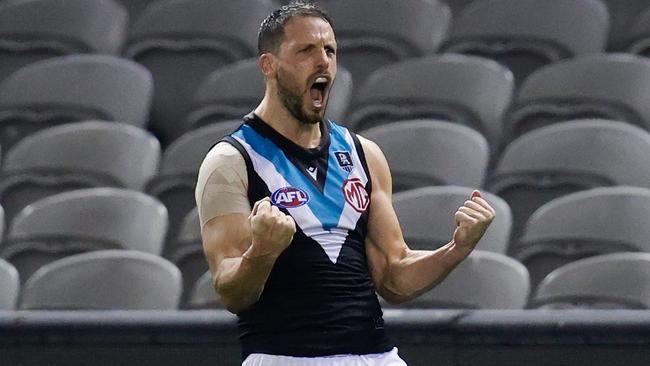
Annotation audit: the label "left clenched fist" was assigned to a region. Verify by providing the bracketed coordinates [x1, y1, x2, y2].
[452, 190, 496, 255]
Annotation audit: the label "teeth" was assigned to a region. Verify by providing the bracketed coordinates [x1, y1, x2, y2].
[314, 77, 328, 84]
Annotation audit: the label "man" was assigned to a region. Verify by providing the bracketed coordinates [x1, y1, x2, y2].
[195, 2, 495, 365]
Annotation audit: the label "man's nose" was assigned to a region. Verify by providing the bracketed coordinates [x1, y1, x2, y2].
[315, 47, 330, 69]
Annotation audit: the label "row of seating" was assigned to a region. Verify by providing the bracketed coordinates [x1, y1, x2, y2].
[0, 118, 648, 262]
[0, 183, 649, 309]
[5, 51, 650, 154]
[3, 248, 650, 311]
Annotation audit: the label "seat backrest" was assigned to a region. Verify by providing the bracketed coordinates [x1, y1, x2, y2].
[8, 188, 168, 255]
[0, 54, 153, 127]
[489, 119, 650, 241]
[188, 58, 353, 127]
[0, 0, 127, 54]
[188, 270, 224, 309]
[348, 54, 513, 148]
[0, 257, 19, 309]
[620, 5, 650, 55]
[126, 0, 276, 144]
[4, 120, 160, 190]
[20, 250, 182, 310]
[509, 54, 650, 141]
[360, 120, 489, 190]
[384, 250, 529, 309]
[393, 186, 511, 254]
[321, 0, 451, 85]
[531, 252, 650, 309]
[443, 0, 608, 84]
[515, 186, 650, 287]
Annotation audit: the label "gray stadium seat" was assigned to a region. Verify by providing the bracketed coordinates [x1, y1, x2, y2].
[20, 250, 182, 310]
[0, 121, 160, 223]
[320, 0, 451, 87]
[442, 0, 609, 86]
[0, 0, 128, 82]
[116, 0, 158, 24]
[0, 257, 19, 310]
[382, 250, 530, 309]
[531, 253, 650, 309]
[347, 54, 513, 150]
[393, 186, 511, 254]
[515, 186, 650, 289]
[0, 54, 153, 152]
[3, 188, 168, 283]
[507, 54, 650, 143]
[187, 58, 353, 128]
[360, 120, 489, 191]
[125, 0, 275, 145]
[146, 121, 240, 254]
[188, 270, 224, 310]
[170, 207, 209, 308]
[488, 119, 650, 242]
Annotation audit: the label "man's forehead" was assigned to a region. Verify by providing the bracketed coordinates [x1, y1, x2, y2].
[282, 16, 336, 45]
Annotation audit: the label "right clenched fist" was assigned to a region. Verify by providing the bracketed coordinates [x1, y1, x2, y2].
[248, 197, 296, 258]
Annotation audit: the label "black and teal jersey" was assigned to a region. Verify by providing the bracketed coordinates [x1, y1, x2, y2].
[223, 113, 392, 359]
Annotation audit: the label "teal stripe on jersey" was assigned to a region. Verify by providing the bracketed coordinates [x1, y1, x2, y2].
[232, 123, 349, 230]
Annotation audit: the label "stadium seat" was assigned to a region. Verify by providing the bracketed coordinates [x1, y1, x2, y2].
[346, 54, 513, 150]
[0, 54, 153, 152]
[506, 54, 650, 144]
[169, 207, 209, 307]
[186, 58, 353, 129]
[319, 0, 451, 88]
[2, 188, 168, 283]
[125, 0, 275, 145]
[0, 121, 160, 223]
[393, 186, 511, 254]
[487, 119, 650, 242]
[515, 186, 650, 289]
[381, 250, 530, 309]
[0, 257, 18, 310]
[359, 120, 489, 191]
[441, 0, 609, 86]
[188, 270, 224, 310]
[147, 121, 240, 253]
[531, 252, 650, 309]
[0, 0, 127, 82]
[116, 0, 157, 24]
[19, 250, 182, 310]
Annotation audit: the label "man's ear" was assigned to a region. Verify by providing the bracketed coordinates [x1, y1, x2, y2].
[259, 53, 276, 77]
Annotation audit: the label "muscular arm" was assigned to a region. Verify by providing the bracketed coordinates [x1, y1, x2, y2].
[360, 136, 495, 304]
[196, 143, 295, 313]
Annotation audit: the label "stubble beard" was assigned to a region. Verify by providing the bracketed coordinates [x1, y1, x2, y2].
[277, 70, 322, 125]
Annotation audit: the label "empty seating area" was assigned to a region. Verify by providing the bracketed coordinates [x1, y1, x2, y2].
[0, 0, 648, 328]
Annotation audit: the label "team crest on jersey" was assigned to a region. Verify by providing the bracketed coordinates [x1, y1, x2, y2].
[271, 187, 310, 208]
[334, 151, 354, 173]
[342, 178, 370, 212]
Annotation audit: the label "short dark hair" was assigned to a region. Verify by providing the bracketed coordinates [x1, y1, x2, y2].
[258, 1, 333, 55]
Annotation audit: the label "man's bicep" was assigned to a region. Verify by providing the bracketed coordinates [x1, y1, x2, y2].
[201, 213, 252, 275]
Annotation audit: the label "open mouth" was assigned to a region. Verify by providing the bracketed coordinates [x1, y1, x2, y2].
[310, 76, 329, 110]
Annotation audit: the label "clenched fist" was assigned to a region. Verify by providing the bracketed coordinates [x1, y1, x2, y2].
[248, 197, 296, 258]
[452, 190, 496, 255]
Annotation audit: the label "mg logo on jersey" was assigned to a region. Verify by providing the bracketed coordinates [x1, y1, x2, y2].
[271, 187, 310, 208]
[343, 178, 370, 212]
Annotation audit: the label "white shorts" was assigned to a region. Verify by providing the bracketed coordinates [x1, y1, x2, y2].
[242, 347, 408, 366]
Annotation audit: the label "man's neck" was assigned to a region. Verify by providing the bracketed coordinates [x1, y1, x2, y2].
[254, 97, 322, 149]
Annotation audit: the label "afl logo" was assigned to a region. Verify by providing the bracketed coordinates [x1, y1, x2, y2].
[271, 187, 310, 208]
[343, 178, 370, 212]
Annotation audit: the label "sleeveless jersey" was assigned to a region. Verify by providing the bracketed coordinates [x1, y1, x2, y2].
[223, 113, 392, 359]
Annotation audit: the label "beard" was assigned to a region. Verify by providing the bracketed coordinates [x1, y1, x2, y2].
[277, 69, 323, 125]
